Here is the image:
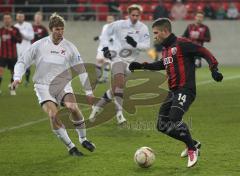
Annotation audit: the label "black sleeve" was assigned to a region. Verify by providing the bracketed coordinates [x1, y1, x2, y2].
[198, 26, 211, 43]
[12, 28, 22, 43]
[143, 60, 165, 71]
[204, 26, 211, 42]
[180, 41, 218, 70]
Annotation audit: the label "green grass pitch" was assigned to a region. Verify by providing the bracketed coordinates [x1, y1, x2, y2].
[0, 66, 239, 176]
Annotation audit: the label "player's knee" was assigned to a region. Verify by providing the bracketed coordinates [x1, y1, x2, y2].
[156, 115, 169, 133]
[48, 110, 58, 124]
[65, 103, 79, 113]
[168, 106, 185, 122]
[113, 87, 123, 98]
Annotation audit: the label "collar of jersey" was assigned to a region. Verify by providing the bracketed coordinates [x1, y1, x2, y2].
[161, 33, 177, 48]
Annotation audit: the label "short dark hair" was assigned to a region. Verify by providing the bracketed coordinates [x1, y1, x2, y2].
[16, 11, 24, 15]
[152, 18, 172, 32]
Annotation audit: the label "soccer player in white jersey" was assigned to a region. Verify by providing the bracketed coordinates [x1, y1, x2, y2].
[89, 4, 150, 124]
[95, 15, 115, 83]
[14, 11, 34, 87]
[12, 13, 96, 156]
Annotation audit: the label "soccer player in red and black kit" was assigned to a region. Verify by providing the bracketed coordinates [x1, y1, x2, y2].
[32, 11, 48, 43]
[129, 18, 223, 168]
[0, 13, 22, 95]
[183, 11, 211, 68]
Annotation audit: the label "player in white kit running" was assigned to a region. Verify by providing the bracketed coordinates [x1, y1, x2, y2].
[89, 4, 150, 124]
[12, 13, 96, 156]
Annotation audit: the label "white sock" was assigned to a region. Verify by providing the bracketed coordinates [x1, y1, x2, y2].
[73, 120, 87, 144]
[53, 127, 75, 150]
[76, 128, 87, 144]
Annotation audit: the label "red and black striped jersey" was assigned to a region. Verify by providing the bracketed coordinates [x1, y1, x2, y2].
[182, 23, 211, 46]
[145, 33, 218, 94]
[0, 26, 22, 59]
[32, 24, 48, 43]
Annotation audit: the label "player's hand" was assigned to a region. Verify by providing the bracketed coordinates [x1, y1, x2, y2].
[129, 62, 144, 72]
[211, 68, 223, 82]
[11, 80, 21, 89]
[86, 94, 95, 105]
[125, 35, 137, 48]
[102, 47, 112, 60]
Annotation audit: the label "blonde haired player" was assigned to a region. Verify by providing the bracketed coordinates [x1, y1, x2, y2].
[12, 13, 96, 156]
[89, 4, 150, 124]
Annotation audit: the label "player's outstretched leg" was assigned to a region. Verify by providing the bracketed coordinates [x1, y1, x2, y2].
[112, 73, 126, 125]
[157, 105, 198, 167]
[42, 101, 83, 157]
[99, 63, 110, 83]
[64, 94, 96, 152]
[72, 119, 96, 152]
[89, 89, 112, 122]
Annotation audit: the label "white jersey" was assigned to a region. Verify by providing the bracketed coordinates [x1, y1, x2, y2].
[14, 36, 92, 95]
[14, 21, 34, 57]
[101, 19, 150, 63]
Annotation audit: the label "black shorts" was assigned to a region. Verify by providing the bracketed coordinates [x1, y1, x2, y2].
[159, 88, 196, 120]
[0, 58, 17, 71]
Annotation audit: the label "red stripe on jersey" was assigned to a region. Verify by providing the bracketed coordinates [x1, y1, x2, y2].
[168, 47, 177, 88]
[176, 45, 186, 87]
[3, 30, 7, 58]
[0, 30, 2, 57]
[7, 30, 12, 58]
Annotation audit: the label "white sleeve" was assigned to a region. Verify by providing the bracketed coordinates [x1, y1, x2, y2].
[20, 23, 34, 41]
[101, 21, 117, 48]
[99, 24, 108, 42]
[14, 45, 36, 81]
[70, 44, 93, 96]
[137, 25, 150, 50]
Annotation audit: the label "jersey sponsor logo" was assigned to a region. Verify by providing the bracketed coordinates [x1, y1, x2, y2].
[61, 49, 66, 55]
[51, 50, 59, 54]
[163, 57, 173, 66]
[2, 34, 11, 41]
[171, 47, 177, 55]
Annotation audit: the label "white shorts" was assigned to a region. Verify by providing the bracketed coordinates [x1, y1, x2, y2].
[96, 51, 111, 64]
[34, 83, 73, 105]
[111, 61, 131, 76]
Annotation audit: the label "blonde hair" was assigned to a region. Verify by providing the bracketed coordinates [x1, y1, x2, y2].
[127, 4, 143, 14]
[35, 11, 43, 17]
[49, 13, 65, 30]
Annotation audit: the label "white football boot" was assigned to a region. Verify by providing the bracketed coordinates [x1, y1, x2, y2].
[187, 149, 199, 168]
